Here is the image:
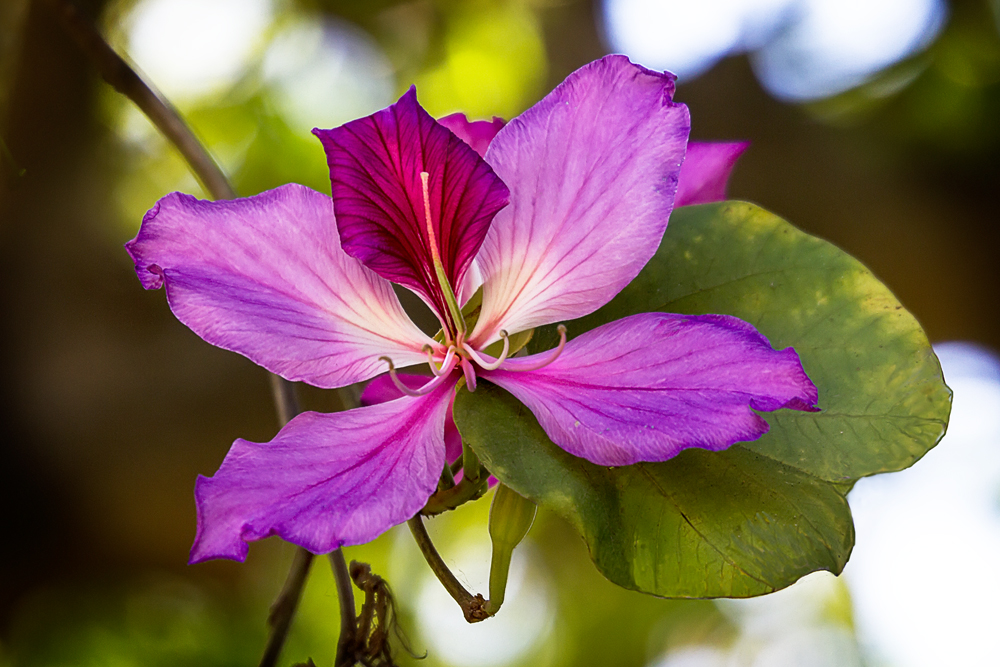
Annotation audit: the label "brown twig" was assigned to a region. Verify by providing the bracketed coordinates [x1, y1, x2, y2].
[260, 547, 315, 667]
[407, 515, 489, 623]
[45, 1, 358, 663]
[43, 0, 235, 200]
[329, 550, 358, 666]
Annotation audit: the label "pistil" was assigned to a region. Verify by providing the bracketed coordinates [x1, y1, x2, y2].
[420, 171, 466, 339]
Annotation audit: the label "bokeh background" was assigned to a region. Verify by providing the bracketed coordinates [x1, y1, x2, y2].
[2, 0, 1000, 665]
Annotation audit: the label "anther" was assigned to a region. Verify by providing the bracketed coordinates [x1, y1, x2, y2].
[500, 325, 566, 372]
[463, 330, 511, 371]
[380, 355, 457, 397]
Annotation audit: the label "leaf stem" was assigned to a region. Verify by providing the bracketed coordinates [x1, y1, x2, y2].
[45, 1, 358, 662]
[407, 515, 490, 623]
[421, 472, 489, 515]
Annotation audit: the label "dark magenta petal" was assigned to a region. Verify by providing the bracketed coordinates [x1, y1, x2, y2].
[675, 141, 750, 206]
[314, 88, 510, 318]
[438, 113, 506, 157]
[190, 380, 456, 562]
[482, 313, 818, 467]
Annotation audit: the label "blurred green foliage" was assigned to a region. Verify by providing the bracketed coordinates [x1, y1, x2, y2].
[3, 0, 995, 665]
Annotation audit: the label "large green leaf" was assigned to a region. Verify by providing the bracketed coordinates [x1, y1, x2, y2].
[453, 201, 950, 598]
[532, 201, 951, 482]
[455, 384, 854, 598]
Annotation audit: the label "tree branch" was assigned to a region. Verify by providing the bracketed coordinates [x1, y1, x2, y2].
[260, 547, 315, 667]
[329, 551, 358, 666]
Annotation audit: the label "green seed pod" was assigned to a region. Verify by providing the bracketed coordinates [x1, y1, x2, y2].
[486, 483, 537, 615]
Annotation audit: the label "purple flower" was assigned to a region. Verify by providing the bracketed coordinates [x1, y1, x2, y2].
[127, 56, 817, 564]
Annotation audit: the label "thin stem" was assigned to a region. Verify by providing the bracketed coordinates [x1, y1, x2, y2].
[269, 373, 300, 427]
[46, 2, 358, 662]
[44, 0, 235, 200]
[421, 473, 489, 515]
[259, 548, 314, 667]
[423, 442, 487, 514]
[461, 440, 482, 486]
[329, 551, 357, 666]
[407, 515, 489, 623]
[438, 460, 456, 492]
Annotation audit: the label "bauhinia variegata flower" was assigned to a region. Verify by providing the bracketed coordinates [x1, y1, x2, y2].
[126, 55, 818, 564]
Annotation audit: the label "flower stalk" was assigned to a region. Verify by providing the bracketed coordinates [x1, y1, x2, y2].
[407, 515, 490, 623]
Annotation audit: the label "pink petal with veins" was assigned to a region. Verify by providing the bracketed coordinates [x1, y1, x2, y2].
[314, 88, 509, 321]
[675, 141, 749, 206]
[470, 55, 690, 346]
[127, 184, 431, 389]
[190, 380, 456, 562]
[438, 113, 506, 158]
[483, 313, 818, 466]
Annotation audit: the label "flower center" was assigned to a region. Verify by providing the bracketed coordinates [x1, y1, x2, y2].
[380, 325, 567, 398]
[379, 172, 567, 397]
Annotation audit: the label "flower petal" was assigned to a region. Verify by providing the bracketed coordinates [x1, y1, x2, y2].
[437, 113, 506, 157]
[361, 373, 498, 486]
[314, 88, 510, 319]
[126, 183, 431, 389]
[434, 113, 506, 304]
[469, 55, 690, 346]
[438, 113, 507, 306]
[481, 313, 818, 467]
[190, 380, 455, 562]
[361, 373, 462, 464]
[675, 141, 749, 207]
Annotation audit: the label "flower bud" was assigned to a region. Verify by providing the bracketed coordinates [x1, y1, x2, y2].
[486, 483, 537, 614]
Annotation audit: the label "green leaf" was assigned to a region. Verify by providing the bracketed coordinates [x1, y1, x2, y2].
[454, 201, 950, 598]
[533, 201, 951, 482]
[454, 384, 853, 598]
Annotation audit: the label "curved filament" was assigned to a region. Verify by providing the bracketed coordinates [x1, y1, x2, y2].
[424, 345, 456, 377]
[380, 354, 458, 397]
[463, 330, 510, 371]
[500, 325, 566, 372]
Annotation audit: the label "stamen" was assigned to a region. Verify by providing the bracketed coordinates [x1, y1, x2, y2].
[380, 355, 458, 397]
[463, 330, 510, 371]
[500, 325, 567, 372]
[423, 345, 456, 377]
[460, 357, 478, 392]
